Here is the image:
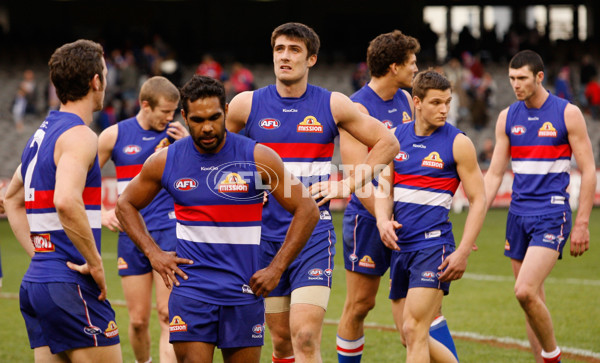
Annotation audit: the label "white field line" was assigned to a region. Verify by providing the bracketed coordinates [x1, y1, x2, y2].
[462, 272, 600, 287]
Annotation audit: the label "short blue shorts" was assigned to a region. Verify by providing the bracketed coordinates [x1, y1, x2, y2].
[260, 229, 336, 297]
[505, 210, 571, 260]
[118, 227, 177, 276]
[20, 281, 120, 354]
[343, 213, 392, 276]
[389, 244, 454, 300]
[168, 293, 265, 349]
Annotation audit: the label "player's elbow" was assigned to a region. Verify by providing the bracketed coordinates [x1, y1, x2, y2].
[380, 132, 400, 162]
[53, 194, 82, 215]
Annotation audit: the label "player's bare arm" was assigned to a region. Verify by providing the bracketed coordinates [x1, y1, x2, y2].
[373, 163, 401, 251]
[249, 144, 319, 297]
[4, 165, 35, 257]
[97, 124, 122, 232]
[438, 134, 486, 282]
[483, 108, 511, 210]
[565, 103, 596, 257]
[225, 91, 253, 133]
[310, 92, 399, 206]
[53, 125, 108, 300]
[115, 148, 193, 289]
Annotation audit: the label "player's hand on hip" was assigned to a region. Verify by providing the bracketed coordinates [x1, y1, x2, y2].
[437, 249, 468, 282]
[249, 267, 282, 298]
[570, 223, 590, 257]
[376, 219, 401, 251]
[309, 179, 352, 207]
[150, 250, 193, 289]
[66, 261, 108, 301]
[101, 208, 122, 232]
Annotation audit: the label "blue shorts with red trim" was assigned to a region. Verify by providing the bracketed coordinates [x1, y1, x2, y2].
[260, 229, 335, 297]
[20, 281, 120, 354]
[168, 293, 265, 349]
[118, 227, 177, 276]
[505, 210, 571, 260]
[389, 244, 454, 300]
[343, 213, 391, 276]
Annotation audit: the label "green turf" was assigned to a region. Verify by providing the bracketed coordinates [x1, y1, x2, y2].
[1, 209, 599, 362]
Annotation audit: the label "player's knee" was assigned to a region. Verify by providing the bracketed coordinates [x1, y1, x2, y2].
[292, 327, 318, 354]
[129, 316, 150, 333]
[156, 305, 170, 325]
[349, 295, 376, 319]
[514, 284, 536, 306]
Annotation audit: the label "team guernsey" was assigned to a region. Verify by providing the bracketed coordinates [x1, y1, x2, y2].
[21, 111, 102, 285]
[112, 117, 175, 232]
[244, 84, 339, 241]
[392, 122, 462, 251]
[162, 133, 264, 305]
[505, 93, 571, 215]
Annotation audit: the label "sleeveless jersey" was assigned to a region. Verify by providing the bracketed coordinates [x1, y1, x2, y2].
[392, 122, 462, 252]
[505, 93, 571, 216]
[112, 117, 175, 232]
[162, 133, 264, 305]
[21, 111, 102, 285]
[245, 84, 339, 241]
[346, 85, 413, 219]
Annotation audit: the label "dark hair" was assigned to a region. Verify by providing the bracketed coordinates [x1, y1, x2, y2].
[179, 75, 226, 115]
[412, 69, 451, 100]
[48, 39, 104, 104]
[367, 30, 421, 77]
[139, 76, 180, 109]
[271, 22, 320, 57]
[509, 50, 544, 76]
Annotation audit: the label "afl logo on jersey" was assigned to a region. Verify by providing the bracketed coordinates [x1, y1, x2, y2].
[123, 145, 141, 155]
[421, 152, 444, 169]
[259, 118, 281, 130]
[395, 151, 409, 161]
[382, 120, 393, 129]
[174, 178, 198, 191]
[297, 116, 323, 133]
[511, 125, 526, 135]
[538, 122, 557, 137]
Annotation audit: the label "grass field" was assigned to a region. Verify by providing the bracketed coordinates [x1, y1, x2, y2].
[1, 209, 599, 362]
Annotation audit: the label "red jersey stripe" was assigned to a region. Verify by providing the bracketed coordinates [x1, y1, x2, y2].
[25, 187, 101, 209]
[262, 142, 334, 159]
[394, 172, 460, 193]
[115, 164, 143, 179]
[511, 144, 571, 159]
[175, 203, 263, 222]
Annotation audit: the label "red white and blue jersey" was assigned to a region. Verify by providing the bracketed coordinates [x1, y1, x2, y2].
[112, 117, 175, 232]
[244, 84, 339, 241]
[162, 132, 264, 305]
[346, 85, 413, 219]
[21, 111, 102, 285]
[392, 123, 462, 252]
[505, 93, 571, 215]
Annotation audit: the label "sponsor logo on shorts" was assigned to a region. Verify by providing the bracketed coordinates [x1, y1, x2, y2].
[358, 255, 376, 268]
[169, 316, 188, 332]
[259, 118, 281, 130]
[297, 116, 323, 133]
[123, 144, 142, 155]
[319, 210, 332, 220]
[218, 173, 248, 193]
[395, 151, 409, 162]
[505, 240, 510, 251]
[252, 324, 264, 338]
[402, 111, 412, 123]
[382, 120, 393, 129]
[174, 178, 198, 191]
[104, 321, 119, 338]
[421, 271, 436, 282]
[538, 122, 557, 137]
[543, 233, 556, 243]
[349, 253, 358, 262]
[83, 325, 102, 336]
[324, 268, 333, 277]
[308, 268, 324, 280]
[511, 125, 526, 135]
[242, 284, 254, 294]
[31, 233, 54, 252]
[117, 257, 128, 270]
[421, 152, 444, 169]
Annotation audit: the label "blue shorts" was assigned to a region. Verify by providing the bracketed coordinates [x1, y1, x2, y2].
[261, 229, 335, 297]
[343, 213, 391, 276]
[505, 210, 571, 260]
[20, 281, 120, 354]
[168, 293, 265, 349]
[118, 227, 177, 276]
[389, 244, 454, 300]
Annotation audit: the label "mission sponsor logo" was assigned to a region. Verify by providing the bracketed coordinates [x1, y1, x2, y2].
[538, 122, 557, 137]
[104, 321, 119, 338]
[421, 152, 444, 169]
[402, 111, 412, 123]
[505, 240, 510, 251]
[155, 137, 172, 151]
[123, 144, 141, 155]
[358, 255, 376, 268]
[511, 125, 526, 135]
[117, 257, 129, 270]
[395, 151, 409, 161]
[174, 178, 198, 191]
[218, 173, 249, 193]
[169, 316, 188, 332]
[297, 116, 323, 133]
[31, 233, 54, 252]
[259, 118, 281, 130]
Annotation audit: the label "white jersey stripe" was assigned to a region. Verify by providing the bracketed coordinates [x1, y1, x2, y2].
[176, 223, 261, 245]
[394, 187, 453, 210]
[28, 210, 102, 231]
[117, 180, 129, 195]
[283, 161, 331, 178]
[511, 159, 570, 175]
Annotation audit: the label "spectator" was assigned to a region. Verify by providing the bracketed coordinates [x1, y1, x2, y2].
[478, 137, 494, 169]
[584, 74, 600, 120]
[195, 53, 223, 80]
[554, 66, 573, 103]
[224, 61, 255, 100]
[12, 85, 27, 132]
[351, 61, 369, 92]
[579, 54, 597, 107]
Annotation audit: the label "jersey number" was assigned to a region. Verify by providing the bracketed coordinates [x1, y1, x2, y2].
[24, 129, 46, 202]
